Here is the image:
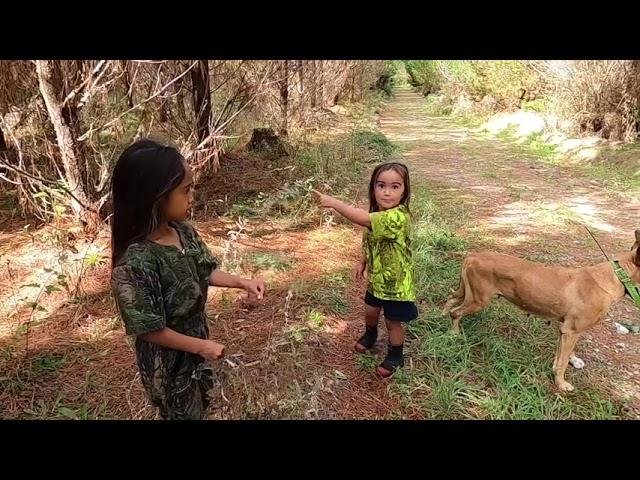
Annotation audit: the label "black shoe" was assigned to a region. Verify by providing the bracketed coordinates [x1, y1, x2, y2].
[354, 325, 378, 353]
[377, 344, 404, 378]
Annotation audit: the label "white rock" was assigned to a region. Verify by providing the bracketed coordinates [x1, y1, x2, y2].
[569, 354, 585, 369]
[483, 111, 546, 138]
[615, 323, 630, 335]
[328, 105, 349, 116]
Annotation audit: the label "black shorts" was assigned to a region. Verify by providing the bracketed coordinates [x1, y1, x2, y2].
[364, 291, 418, 323]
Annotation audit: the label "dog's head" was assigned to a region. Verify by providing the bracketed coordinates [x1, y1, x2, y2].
[627, 229, 640, 281]
[631, 230, 640, 261]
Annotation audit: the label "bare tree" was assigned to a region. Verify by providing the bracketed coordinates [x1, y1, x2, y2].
[317, 60, 325, 108]
[35, 60, 91, 220]
[0, 125, 6, 151]
[279, 60, 289, 136]
[120, 60, 135, 109]
[190, 60, 212, 144]
[310, 60, 317, 109]
[1, 59, 388, 224]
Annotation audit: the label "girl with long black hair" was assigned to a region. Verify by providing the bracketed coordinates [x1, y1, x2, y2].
[110, 139, 265, 419]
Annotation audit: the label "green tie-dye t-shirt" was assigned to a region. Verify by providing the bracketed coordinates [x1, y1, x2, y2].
[363, 204, 415, 302]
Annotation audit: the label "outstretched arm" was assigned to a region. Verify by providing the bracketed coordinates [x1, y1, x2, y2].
[313, 190, 371, 228]
[209, 270, 265, 300]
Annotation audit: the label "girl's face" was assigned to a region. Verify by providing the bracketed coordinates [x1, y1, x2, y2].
[162, 162, 194, 221]
[374, 169, 405, 211]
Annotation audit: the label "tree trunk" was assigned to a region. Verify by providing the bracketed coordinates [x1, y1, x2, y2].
[350, 65, 357, 102]
[120, 60, 134, 109]
[279, 60, 289, 137]
[53, 61, 82, 136]
[0, 125, 7, 151]
[159, 99, 169, 123]
[35, 60, 90, 219]
[190, 60, 212, 145]
[318, 60, 325, 108]
[297, 60, 304, 93]
[310, 60, 317, 108]
[55, 61, 91, 193]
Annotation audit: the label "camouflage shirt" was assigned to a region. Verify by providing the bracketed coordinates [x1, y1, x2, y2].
[111, 221, 219, 419]
[363, 205, 415, 302]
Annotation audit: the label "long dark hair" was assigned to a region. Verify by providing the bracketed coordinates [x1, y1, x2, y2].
[110, 139, 186, 267]
[368, 162, 411, 213]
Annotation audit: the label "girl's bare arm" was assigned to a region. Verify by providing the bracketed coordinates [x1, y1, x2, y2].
[313, 190, 371, 227]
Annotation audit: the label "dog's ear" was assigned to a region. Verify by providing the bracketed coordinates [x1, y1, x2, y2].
[632, 230, 640, 256]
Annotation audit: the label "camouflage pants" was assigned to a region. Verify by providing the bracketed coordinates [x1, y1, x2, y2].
[136, 341, 215, 420]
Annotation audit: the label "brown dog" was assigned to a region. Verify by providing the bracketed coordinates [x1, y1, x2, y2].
[444, 230, 640, 392]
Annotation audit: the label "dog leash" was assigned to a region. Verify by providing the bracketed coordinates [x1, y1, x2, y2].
[582, 224, 640, 307]
[611, 260, 640, 307]
[582, 224, 611, 261]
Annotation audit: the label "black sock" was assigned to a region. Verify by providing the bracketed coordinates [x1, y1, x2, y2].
[388, 343, 404, 360]
[380, 343, 404, 372]
[357, 325, 378, 349]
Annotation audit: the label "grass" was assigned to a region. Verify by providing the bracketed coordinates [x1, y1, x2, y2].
[577, 162, 640, 193]
[420, 94, 488, 129]
[527, 201, 581, 227]
[33, 354, 67, 374]
[308, 285, 350, 315]
[350, 129, 397, 164]
[322, 268, 350, 288]
[288, 273, 350, 323]
[247, 251, 294, 272]
[286, 309, 327, 344]
[491, 126, 639, 193]
[226, 125, 397, 229]
[1, 349, 116, 420]
[389, 184, 623, 419]
[521, 138, 640, 195]
[457, 115, 485, 129]
[356, 353, 378, 373]
[22, 397, 117, 420]
[523, 133, 558, 162]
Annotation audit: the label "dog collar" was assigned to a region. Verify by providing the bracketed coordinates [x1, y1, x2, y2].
[611, 260, 640, 307]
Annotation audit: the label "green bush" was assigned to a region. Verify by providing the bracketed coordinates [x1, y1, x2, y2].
[405, 60, 545, 113]
[404, 60, 444, 95]
[351, 129, 397, 163]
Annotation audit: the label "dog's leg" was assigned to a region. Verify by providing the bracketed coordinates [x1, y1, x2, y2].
[443, 277, 465, 314]
[552, 341, 560, 371]
[451, 308, 463, 334]
[448, 264, 484, 333]
[443, 296, 463, 314]
[554, 330, 580, 392]
[451, 309, 463, 334]
[450, 301, 486, 334]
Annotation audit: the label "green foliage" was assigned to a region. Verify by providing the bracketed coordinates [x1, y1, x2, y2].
[405, 60, 545, 112]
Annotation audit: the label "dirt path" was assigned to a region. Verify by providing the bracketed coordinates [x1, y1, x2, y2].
[378, 84, 640, 415]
